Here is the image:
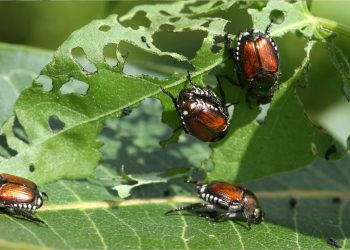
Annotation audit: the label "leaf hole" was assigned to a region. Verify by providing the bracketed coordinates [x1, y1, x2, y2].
[159, 24, 175, 31]
[211, 35, 225, 54]
[60, 79, 89, 96]
[103, 43, 120, 67]
[183, 1, 212, 13]
[269, 9, 286, 25]
[48, 115, 65, 133]
[29, 164, 35, 172]
[202, 21, 210, 28]
[118, 41, 191, 78]
[99, 25, 111, 32]
[71, 47, 98, 74]
[180, 4, 193, 14]
[152, 30, 207, 60]
[169, 17, 180, 23]
[13, 117, 29, 144]
[211, 1, 224, 8]
[159, 10, 171, 16]
[120, 11, 150, 30]
[36, 75, 53, 92]
[0, 135, 18, 157]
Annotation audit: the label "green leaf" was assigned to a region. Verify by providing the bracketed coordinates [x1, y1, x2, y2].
[96, 98, 210, 198]
[328, 42, 350, 101]
[0, 43, 346, 249]
[0, 2, 348, 249]
[0, 43, 52, 124]
[0, 0, 340, 186]
[0, 74, 348, 248]
[113, 171, 180, 199]
[248, 1, 333, 40]
[208, 41, 331, 182]
[0, 4, 227, 184]
[0, 153, 348, 249]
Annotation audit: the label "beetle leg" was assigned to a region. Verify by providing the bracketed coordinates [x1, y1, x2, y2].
[205, 212, 238, 222]
[3, 207, 46, 225]
[215, 75, 227, 102]
[160, 86, 189, 134]
[19, 211, 46, 225]
[245, 90, 253, 109]
[186, 71, 203, 89]
[165, 203, 217, 215]
[160, 86, 177, 104]
[215, 74, 241, 104]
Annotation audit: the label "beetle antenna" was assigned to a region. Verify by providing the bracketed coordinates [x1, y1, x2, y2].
[160, 86, 176, 101]
[186, 70, 195, 86]
[41, 192, 49, 200]
[186, 179, 199, 185]
[165, 206, 189, 215]
[160, 86, 179, 110]
[265, 20, 273, 34]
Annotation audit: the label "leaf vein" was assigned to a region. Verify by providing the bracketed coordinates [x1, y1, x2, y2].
[229, 221, 244, 249]
[293, 208, 301, 250]
[5, 214, 46, 247]
[103, 208, 142, 250]
[59, 181, 108, 249]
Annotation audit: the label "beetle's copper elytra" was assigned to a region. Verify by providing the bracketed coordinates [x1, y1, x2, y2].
[0, 173, 47, 224]
[166, 180, 264, 230]
[160, 72, 229, 142]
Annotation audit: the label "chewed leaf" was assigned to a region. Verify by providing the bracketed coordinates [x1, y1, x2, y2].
[0, 150, 349, 249]
[208, 41, 332, 182]
[113, 172, 184, 199]
[0, 44, 52, 124]
[328, 43, 350, 101]
[249, 1, 333, 40]
[0, 4, 229, 184]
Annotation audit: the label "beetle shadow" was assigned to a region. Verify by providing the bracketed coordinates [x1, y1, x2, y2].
[164, 209, 251, 231]
[0, 210, 47, 227]
[98, 98, 209, 199]
[243, 156, 350, 241]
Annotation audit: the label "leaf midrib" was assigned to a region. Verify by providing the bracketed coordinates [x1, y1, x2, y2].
[39, 190, 350, 212]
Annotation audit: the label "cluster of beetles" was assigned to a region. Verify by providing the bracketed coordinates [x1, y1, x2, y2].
[0, 22, 280, 229]
[162, 21, 279, 229]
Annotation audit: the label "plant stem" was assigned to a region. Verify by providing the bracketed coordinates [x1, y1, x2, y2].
[314, 16, 350, 38]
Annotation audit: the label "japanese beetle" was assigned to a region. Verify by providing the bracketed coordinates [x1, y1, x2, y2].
[0, 173, 47, 224]
[166, 180, 264, 229]
[160, 73, 229, 142]
[225, 23, 280, 104]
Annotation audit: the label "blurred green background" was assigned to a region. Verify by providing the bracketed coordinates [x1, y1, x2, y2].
[0, 0, 349, 147]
